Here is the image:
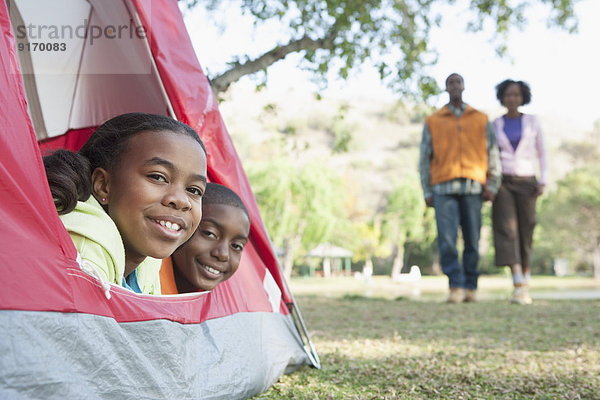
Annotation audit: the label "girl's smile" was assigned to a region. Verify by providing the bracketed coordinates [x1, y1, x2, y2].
[149, 215, 187, 239]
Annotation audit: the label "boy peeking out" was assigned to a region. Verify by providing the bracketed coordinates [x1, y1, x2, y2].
[160, 183, 251, 293]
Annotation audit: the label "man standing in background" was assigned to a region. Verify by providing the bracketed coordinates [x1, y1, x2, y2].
[419, 73, 502, 303]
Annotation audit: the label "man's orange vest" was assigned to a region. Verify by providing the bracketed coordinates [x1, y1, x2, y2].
[426, 105, 488, 185]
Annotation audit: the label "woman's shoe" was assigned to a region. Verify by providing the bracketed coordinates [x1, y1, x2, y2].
[510, 285, 530, 305]
[522, 284, 533, 305]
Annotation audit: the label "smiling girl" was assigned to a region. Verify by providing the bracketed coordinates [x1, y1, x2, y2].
[44, 113, 207, 294]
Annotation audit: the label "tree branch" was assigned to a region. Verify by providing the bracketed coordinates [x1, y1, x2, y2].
[209, 34, 333, 95]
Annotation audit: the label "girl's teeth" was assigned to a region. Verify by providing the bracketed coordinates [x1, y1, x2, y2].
[204, 265, 220, 275]
[157, 220, 181, 231]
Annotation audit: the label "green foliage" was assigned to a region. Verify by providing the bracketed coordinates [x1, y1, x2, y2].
[327, 104, 354, 153]
[380, 176, 437, 273]
[351, 219, 390, 262]
[184, 0, 578, 100]
[246, 156, 346, 257]
[382, 175, 434, 247]
[538, 166, 600, 273]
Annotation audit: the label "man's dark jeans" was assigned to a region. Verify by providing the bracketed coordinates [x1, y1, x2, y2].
[433, 193, 482, 290]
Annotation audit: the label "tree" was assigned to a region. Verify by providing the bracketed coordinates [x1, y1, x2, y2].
[382, 175, 436, 279]
[182, 0, 577, 97]
[246, 156, 346, 279]
[539, 167, 600, 279]
[352, 218, 390, 279]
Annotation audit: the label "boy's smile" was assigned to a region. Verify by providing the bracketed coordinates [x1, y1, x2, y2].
[172, 203, 250, 291]
[96, 130, 207, 274]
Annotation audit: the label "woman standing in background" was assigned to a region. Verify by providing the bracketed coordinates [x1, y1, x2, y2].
[492, 79, 548, 305]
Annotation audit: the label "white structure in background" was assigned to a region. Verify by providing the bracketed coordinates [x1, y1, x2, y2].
[394, 265, 422, 283]
[306, 243, 353, 278]
[393, 265, 422, 297]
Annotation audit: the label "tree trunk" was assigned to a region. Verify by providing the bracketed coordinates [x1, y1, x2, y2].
[390, 244, 404, 281]
[281, 240, 295, 281]
[210, 34, 334, 95]
[363, 258, 373, 283]
[593, 244, 600, 280]
[281, 221, 307, 280]
[431, 254, 442, 275]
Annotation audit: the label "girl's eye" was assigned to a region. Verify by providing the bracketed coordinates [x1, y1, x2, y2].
[149, 174, 166, 182]
[187, 187, 203, 196]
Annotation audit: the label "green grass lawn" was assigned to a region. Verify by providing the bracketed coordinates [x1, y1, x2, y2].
[257, 276, 600, 399]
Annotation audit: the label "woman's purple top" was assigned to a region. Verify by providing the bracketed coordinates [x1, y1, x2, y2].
[502, 115, 522, 151]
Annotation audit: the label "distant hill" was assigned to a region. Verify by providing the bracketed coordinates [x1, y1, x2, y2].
[218, 84, 595, 216]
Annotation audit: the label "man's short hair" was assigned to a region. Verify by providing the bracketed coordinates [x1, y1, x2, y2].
[445, 73, 464, 86]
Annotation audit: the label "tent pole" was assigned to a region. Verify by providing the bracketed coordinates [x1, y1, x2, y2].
[126, 0, 176, 119]
[287, 292, 321, 369]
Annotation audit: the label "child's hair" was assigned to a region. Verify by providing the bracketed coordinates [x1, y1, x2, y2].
[44, 113, 206, 215]
[203, 183, 250, 222]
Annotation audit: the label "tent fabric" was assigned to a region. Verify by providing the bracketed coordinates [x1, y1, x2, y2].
[0, 310, 307, 400]
[130, 0, 293, 307]
[0, 0, 77, 267]
[11, 0, 170, 139]
[1, 0, 290, 323]
[0, 0, 314, 397]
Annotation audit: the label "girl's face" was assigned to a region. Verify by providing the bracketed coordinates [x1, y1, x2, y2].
[98, 130, 207, 270]
[172, 203, 250, 291]
[502, 83, 523, 113]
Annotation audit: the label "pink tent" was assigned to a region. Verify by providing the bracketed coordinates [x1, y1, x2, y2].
[0, 1, 318, 398]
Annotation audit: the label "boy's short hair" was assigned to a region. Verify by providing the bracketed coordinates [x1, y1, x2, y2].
[203, 183, 250, 222]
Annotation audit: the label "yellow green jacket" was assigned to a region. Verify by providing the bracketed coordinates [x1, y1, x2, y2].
[60, 196, 161, 294]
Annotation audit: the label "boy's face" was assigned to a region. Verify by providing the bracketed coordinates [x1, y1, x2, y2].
[172, 203, 250, 291]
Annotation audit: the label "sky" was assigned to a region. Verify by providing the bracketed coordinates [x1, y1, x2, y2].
[182, 0, 600, 132]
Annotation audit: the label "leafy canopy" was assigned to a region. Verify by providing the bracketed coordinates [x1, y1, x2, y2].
[183, 0, 578, 98]
[246, 156, 346, 253]
[539, 166, 600, 262]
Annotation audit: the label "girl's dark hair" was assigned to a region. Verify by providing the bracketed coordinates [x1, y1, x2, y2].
[495, 79, 532, 106]
[44, 113, 206, 215]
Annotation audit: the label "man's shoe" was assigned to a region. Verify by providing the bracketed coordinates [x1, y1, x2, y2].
[464, 289, 477, 303]
[447, 288, 464, 304]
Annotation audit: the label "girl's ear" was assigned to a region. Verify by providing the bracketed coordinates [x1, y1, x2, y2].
[91, 167, 111, 205]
